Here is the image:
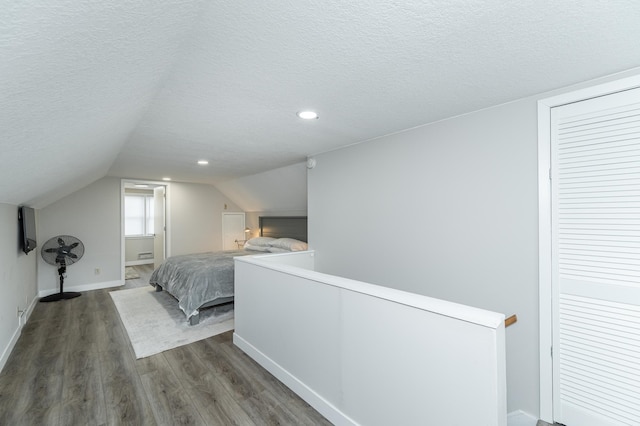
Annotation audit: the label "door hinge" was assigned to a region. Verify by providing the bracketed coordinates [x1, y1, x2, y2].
[549, 168, 552, 180]
[551, 346, 553, 357]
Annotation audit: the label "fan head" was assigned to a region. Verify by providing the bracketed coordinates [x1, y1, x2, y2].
[41, 235, 85, 267]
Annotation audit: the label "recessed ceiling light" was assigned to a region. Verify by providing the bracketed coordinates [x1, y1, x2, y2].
[197, 160, 209, 165]
[162, 177, 171, 181]
[297, 110, 318, 120]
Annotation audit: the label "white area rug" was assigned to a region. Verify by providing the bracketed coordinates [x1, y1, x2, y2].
[109, 286, 234, 359]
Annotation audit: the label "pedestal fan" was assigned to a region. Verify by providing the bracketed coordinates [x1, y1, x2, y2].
[40, 235, 85, 302]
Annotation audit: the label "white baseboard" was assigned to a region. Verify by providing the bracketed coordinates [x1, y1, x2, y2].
[22, 294, 37, 327]
[0, 322, 22, 374]
[38, 279, 123, 297]
[0, 294, 38, 373]
[235, 331, 529, 426]
[233, 333, 357, 426]
[508, 410, 538, 426]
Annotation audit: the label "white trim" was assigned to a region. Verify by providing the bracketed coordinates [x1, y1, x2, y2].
[38, 279, 123, 297]
[121, 180, 125, 282]
[23, 294, 38, 327]
[233, 333, 358, 426]
[537, 73, 640, 423]
[238, 252, 505, 328]
[0, 294, 38, 373]
[0, 325, 21, 374]
[537, 98, 553, 423]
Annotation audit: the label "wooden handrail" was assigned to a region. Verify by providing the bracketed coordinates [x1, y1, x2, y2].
[505, 314, 517, 328]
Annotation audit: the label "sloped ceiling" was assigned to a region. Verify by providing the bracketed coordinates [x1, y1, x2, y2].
[2, 1, 640, 208]
[215, 162, 307, 213]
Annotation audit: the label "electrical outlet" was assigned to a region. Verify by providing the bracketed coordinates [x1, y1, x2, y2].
[95, 268, 100, 275]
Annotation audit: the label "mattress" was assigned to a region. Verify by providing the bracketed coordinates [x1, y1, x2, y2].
[149, 249, 254, 320]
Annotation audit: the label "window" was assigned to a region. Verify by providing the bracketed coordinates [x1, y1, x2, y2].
[125, 194, 154, 236]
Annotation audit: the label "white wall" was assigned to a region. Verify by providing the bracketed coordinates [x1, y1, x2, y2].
[164, 181, 242, 256]
[38, 177, 122, 293]
[235, 252, 507, 426]
[309, 98, 539, 414]
[215, 162, 308, 214]
[308, 69, 640, 417]
[124, 237, 153, 263]
[0, 203, 38, 370]
[208, 160, 308, 241]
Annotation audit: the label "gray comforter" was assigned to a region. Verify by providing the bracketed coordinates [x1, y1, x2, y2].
[149, 249, 254, 320]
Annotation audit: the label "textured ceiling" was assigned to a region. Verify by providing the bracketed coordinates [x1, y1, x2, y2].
[2, 1, 640, 207]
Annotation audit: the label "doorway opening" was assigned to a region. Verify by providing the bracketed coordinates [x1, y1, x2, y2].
[120, 179, 170, 282]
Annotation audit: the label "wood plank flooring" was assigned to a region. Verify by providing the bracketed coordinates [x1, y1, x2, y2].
[0, 265, 332, 426]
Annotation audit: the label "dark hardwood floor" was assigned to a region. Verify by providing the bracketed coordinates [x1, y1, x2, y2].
[0, 264, 332, 426]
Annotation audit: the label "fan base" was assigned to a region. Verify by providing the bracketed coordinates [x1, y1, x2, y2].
[40, 292, 81, 303]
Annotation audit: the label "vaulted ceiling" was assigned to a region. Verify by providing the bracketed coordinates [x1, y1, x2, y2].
[2, 1, 640, 208]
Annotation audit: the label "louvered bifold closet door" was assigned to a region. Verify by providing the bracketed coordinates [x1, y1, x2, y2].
[551, 87, 640, 426]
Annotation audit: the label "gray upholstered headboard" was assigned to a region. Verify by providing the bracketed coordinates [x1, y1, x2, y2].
[259, 216, 307, 242]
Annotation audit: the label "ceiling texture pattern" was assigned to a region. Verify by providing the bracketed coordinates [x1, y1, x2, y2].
[2, 0, 640, 207]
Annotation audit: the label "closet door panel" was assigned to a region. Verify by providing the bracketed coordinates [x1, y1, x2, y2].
[551, 87, 640, 426]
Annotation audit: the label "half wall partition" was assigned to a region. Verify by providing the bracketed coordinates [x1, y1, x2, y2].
[234, 251, 507, 425]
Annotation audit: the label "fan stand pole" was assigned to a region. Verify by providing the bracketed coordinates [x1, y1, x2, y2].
[40, 263, 81, 303]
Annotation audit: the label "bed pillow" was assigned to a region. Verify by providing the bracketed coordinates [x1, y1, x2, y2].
[269, 238, 308, 252]
[244, 243, 271, 252]
[245, 237, 276, 247]
[267, 247, 289, 253]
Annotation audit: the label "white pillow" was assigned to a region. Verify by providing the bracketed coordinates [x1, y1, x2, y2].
[267, 247, 289, 253]
[269, 238, 308, 252]
[244, 243, 271, 252]
[245, 237, 276, 247]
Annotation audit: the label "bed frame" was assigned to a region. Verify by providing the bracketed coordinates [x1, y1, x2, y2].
[259, 216, 308, 242]
[157, 216, 308, 325]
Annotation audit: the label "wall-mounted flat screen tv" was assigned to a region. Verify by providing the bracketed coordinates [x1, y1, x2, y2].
[19, 206, 37, 254]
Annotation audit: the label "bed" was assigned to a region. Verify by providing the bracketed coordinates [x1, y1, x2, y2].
[149, 216, 307, 325]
